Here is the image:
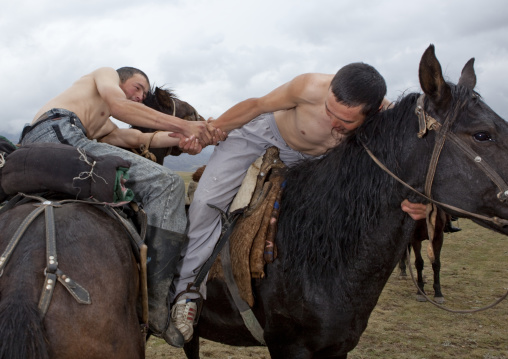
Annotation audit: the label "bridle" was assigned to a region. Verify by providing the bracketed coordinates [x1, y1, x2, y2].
[362, 94, 508, 228]
[362, 93, 508, 312]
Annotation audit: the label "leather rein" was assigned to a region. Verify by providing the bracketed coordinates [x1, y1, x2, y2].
[362, 94, 508, 227]
[362, 94, 508, 312]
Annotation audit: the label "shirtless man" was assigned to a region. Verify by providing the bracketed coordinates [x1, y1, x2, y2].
[168, 63, 427, 342]
[19, 66, 225, 348]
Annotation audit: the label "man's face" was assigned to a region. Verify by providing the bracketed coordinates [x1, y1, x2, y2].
[120, 73, 149, 103]
[324, 90, 366, 135]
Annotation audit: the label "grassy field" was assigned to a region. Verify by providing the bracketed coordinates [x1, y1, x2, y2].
[148, 174, 508, 358]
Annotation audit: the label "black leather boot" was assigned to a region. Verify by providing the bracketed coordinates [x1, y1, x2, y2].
[145, 226, 188, 348]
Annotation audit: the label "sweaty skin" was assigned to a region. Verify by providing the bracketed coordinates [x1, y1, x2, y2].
[212, 73, 426, 220]
[32, 67, 223, 152]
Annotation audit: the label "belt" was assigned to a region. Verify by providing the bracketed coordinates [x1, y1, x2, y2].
[19, 110, 85, 142]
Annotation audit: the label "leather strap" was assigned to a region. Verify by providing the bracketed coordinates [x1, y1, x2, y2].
[192, 206, 241, 288]
[220, 237, 265, 344]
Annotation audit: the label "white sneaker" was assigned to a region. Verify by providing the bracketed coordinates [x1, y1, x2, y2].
[171, 300, 197, 342]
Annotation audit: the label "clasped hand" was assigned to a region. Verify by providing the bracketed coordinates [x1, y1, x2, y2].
[173, 118, 228, 155]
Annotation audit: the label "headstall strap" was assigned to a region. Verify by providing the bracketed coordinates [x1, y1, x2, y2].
[362, 93, 508, 229]
[415, 95, 428, 138]
[415, 95, 443, 139]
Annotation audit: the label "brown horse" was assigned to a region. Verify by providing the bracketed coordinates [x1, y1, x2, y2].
[398, 208, 447, 303]
[133, 86, 204, 165]
[183, 45, 508, 358]
[0, 87, 202, 359]
[0, 196, 144, 359]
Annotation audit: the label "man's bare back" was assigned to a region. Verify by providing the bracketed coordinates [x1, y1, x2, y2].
[32, 67, 220, 146]
[33, 71, 121, 139]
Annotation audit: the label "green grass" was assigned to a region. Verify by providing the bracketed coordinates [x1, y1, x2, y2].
[146, 190, 508, 358]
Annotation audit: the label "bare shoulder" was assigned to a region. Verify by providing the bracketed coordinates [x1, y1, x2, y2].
[86, 67, 120, 84]
[290, 73, 333, 103]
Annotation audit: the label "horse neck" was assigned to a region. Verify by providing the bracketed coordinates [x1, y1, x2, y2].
[276, 93, 426, 286]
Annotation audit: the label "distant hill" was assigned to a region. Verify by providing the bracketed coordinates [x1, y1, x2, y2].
[163, 146, 213, 172]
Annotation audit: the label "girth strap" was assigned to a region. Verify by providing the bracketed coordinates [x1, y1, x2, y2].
[38, 201, 91, 316]
[0, 194, 111, 317]
[0, 203, 46, 275]
[220, 237, 265, 345]
[192, 205, 241, 288]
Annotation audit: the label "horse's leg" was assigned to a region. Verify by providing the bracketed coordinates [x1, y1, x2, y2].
[431, 211, 446, 304]
[183, 325, 200, 359]
[268, 345, 348, 359]
[267, 344, 313, 359]
[412, 240, 427, 302]
[398, 244, 410, 278]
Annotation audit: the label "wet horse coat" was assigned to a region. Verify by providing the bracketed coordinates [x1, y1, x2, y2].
[183, 46, 508, 359]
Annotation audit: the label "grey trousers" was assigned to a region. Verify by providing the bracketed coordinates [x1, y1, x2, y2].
[170, 113, 316, 301]
[20, 109, 187, 234]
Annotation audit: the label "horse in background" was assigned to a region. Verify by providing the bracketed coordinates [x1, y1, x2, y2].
[183, 45, 508, 359]
[399, 208, 447, 303]
[133, 86, 204, 165]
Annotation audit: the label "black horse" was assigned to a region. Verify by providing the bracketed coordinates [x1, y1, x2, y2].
[183, 45, 508, 358]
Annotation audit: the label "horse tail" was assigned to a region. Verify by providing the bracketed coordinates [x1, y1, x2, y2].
[0, 293, 49, 359]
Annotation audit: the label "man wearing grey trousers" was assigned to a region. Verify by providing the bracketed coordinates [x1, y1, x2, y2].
[169, 63, 427, 342]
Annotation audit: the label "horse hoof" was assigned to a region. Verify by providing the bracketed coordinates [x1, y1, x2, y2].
[416, 294, 427, 302]
[434, 296, 445, 304]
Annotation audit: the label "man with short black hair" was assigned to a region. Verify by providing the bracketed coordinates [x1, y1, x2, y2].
[19, 66, 225, 348]
[169, 63, 426, 342]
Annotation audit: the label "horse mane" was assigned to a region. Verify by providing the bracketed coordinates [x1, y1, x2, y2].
[277, 83, 481, 284]
[277, 93, 421, 283]
[143, 85, 178, 109]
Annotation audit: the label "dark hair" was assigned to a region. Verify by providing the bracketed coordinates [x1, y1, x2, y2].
[116, 67, 150, 86]
[330, 63, 387, 118]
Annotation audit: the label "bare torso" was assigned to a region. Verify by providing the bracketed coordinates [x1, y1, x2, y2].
[33, 73, 113, 139]
[274, 73, 343, 156]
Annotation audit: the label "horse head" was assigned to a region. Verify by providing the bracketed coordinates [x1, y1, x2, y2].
[136, 86, 205, 163]
[148, 86, 204, 122]
[414, 44, 508, 233]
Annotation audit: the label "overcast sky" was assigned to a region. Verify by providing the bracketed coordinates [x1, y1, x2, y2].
[2, 0, 507, 141]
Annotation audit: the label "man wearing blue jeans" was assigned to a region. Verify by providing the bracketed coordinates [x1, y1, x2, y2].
[19, 66, 225, 348]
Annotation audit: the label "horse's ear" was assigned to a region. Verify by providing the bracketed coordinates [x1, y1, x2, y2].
[419, 44, 452, 111]
[457, 58, 476, 90]
[155, 87, 174, 108]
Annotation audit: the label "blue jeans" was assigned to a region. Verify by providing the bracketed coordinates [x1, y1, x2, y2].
[20, 109, 187, 234]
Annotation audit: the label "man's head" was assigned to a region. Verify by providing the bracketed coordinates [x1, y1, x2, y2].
[116, 67, 150, 103]
[325, 63, 386, 135]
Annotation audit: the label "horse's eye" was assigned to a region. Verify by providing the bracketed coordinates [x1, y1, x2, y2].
[473, 132, 492, 142]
